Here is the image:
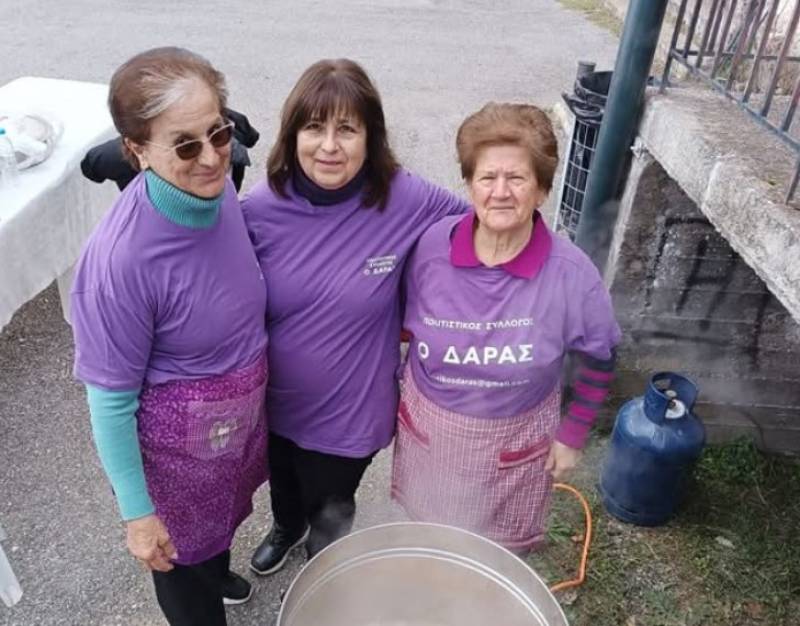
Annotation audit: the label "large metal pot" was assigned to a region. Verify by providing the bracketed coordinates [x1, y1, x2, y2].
[277, 522, 568, 626]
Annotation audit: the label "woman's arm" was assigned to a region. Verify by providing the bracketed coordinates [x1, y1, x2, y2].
[72, 288, 175, 570]
[407, 172, 471, 224]
[85, 385, 152, 520]
[547, 351, 616, 479]
[84, 384, 176, 573]
[548, 269, 621, 479]
[555, 351, 616, 450]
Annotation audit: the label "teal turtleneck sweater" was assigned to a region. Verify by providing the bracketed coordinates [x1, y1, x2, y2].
[143, 168, 222, 228]
[86, 170, 223, 521]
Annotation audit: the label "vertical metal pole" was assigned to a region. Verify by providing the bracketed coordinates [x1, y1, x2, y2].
[682, 0, 705, 59]
[574, 0, 670, 270]
[696, 0, 722, 70]
[726, 1, 763, 91]
[705, 0, 728, 68]
[711, 0, 738, 78]
[787, 155, 800, 204]
[660, 0, 690, 92]
[742, 0, 780, 104]
[781, 72, 800, 133]
[760, 0, 800, 118]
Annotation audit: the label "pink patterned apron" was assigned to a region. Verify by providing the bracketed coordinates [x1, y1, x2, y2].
[137, 355, 268, 565]
[391, 368, 561, 551]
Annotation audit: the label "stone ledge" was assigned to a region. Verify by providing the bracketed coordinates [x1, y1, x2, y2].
[637, 86, 800, 322]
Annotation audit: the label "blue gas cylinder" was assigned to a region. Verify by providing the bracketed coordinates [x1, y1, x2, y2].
[599, 372, 705, 526]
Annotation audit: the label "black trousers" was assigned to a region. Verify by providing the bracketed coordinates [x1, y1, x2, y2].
[268, 433, 375, 557]
[151, 549, 229, 626]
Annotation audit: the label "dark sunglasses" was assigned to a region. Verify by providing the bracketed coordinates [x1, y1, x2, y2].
[146, 121, 234, 161]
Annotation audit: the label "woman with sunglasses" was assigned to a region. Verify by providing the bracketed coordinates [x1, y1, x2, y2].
[243, 59, 469, 571]
[70, 47, 267, 626]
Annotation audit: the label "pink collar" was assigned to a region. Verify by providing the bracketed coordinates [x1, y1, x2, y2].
[450, 210, 552, 279]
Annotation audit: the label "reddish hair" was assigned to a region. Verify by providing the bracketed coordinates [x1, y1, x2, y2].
[456, 103, 558, 192]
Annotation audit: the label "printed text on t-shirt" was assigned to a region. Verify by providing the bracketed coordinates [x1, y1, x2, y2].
[423, 316, 534, 331]
[363, 254, 397, 276]
[418, 342, 534, 365]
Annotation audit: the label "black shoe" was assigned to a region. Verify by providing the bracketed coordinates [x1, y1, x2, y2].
[222, 570, 252, 606]
[250, 524, 310, 576]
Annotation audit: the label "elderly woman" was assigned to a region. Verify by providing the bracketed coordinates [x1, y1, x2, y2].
[392, 103, 621, 553]
[242, 58, 469, 572]
[70, 48, 267, 625]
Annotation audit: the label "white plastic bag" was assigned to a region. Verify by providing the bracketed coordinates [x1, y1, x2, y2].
[0, 544, 22, 608]
[0, 110, 63, 170]
[0, 523, 21, 607]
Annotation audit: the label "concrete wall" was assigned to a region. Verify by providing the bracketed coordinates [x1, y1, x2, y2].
[561, 2, 800, 453]
[605, 149, 800, 454]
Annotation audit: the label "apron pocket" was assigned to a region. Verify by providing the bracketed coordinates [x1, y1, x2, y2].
[493, 435, 555, 545]
[498, 436, 551, 470]
[185, 391, 262, 460]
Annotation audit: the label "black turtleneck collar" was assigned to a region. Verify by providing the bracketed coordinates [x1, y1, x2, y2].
[292, 162, 367, 206]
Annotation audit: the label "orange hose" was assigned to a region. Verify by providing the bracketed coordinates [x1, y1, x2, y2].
[549, 482, 592, 593]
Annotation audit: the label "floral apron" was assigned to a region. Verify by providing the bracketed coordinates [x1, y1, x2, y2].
[137, 355, 268, 565]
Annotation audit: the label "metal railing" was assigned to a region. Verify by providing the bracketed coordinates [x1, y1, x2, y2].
[660, 0, 800, 203]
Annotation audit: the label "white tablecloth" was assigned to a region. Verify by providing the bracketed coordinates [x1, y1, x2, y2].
[0, 523, 21, 607]
[0, 77, 119, 330]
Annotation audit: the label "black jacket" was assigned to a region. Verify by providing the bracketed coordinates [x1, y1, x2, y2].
[80, 107, 259, 192]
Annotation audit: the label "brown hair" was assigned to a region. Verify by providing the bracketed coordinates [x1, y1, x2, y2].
[456, 103, 558, 192]
[267, 58, 400, 210]
[108, 47, 228, 169]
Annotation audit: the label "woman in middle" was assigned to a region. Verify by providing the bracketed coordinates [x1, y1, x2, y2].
[242, 58, 469, 571]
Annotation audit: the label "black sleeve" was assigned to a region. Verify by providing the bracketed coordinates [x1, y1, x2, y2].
[80, 138, 137, 191]
[224, 107, 260, 148]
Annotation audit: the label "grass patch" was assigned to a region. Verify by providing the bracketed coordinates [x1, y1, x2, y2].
[558, 0, 623, 36]
[527, 437, 800, 625]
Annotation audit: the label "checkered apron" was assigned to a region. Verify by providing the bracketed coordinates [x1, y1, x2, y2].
[391, 368, 561, 551]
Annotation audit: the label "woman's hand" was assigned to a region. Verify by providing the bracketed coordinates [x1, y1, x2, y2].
[544, 441, 582, 481]
[126, 514, 177, 572]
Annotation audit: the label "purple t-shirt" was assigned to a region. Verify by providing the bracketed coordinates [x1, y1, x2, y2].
[72, 174, 267, 390]
[404, 211, 621, 418]
[241, 170, 468, 457]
